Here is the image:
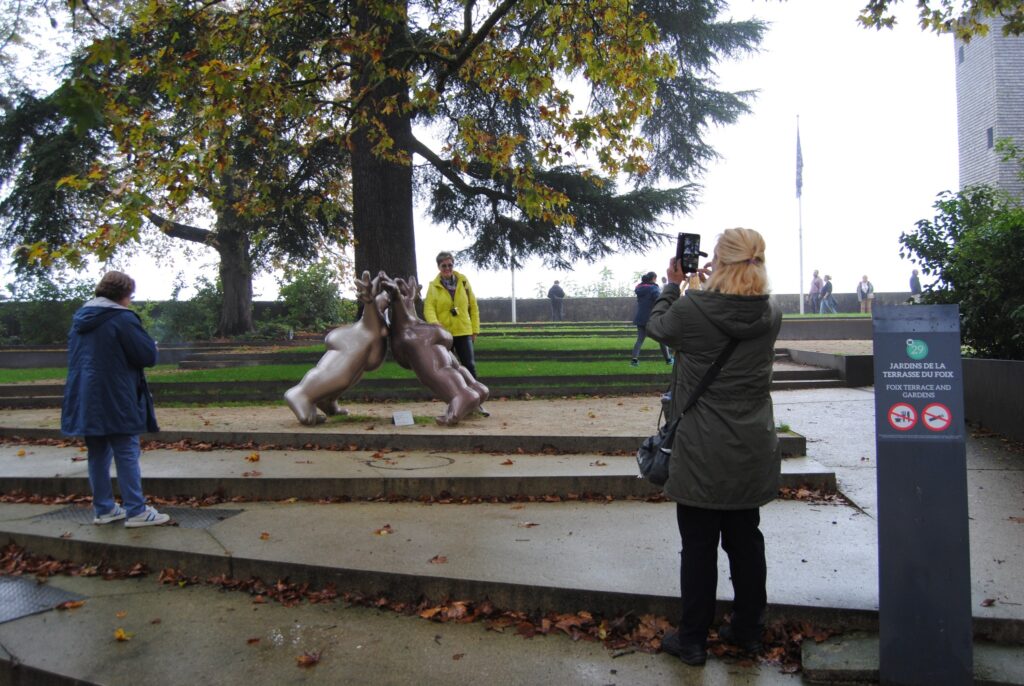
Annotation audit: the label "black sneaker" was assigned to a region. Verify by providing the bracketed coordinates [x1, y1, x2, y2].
[717, 623, 762, 654]
[660, 631, 707, 666]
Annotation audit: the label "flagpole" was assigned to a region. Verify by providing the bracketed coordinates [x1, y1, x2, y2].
[796, 116, 805, 315]
[510, 262, 517, 323]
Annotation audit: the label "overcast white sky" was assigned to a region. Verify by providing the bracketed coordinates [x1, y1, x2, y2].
[28, 0, 960, 302]
[405, 0, 959, 300]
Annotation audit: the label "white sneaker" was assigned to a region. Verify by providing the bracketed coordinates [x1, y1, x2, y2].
[124, 506, 170, 528]
[93, 504, 127, 525]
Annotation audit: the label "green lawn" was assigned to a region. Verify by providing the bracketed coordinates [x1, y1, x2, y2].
[0, 357, 673, 385]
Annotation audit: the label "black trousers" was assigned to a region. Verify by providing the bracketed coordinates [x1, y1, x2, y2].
[676, 504, 767, 645]
[451, 335, 477, 379]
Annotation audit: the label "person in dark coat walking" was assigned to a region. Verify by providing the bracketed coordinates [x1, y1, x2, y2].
[647, 228, 782, 666]
[631, 272, 672, 366]
[818, 275, 837, 314]
[547, 281, 566, 321]
[61, 271, 169, 528]
[909, 269, 922, 303]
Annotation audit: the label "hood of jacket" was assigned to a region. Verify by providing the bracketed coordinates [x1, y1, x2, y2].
[72, 297, 133, 334]
[686, 290, 775, 341]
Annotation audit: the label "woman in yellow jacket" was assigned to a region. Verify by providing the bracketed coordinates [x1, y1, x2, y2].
[423, 251, 481, 380]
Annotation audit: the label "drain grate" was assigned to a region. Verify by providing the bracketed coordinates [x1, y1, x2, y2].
[0, 576, 86, 624]
[32, 505, 243, 530]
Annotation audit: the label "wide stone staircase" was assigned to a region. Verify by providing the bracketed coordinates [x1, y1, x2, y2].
[2, 390, 1023, 684]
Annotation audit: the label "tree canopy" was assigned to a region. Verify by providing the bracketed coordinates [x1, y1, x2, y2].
[0, 5, 352, 333]
[859, 0, 1024, 39]
[901, 185, 1024, 359]
[2, 0, 768, 288]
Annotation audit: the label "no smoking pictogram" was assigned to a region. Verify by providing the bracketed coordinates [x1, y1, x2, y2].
[922, 403, 952, 432]
[888, 402, 917, 431]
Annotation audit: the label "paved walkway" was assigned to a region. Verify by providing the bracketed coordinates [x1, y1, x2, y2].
[1, 340, 1023, 683]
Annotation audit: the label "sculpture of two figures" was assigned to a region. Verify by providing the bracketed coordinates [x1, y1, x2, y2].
[284, 271, 489, 427]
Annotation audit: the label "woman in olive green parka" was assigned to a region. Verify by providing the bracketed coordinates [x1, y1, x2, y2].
[645, 228, 782, 667]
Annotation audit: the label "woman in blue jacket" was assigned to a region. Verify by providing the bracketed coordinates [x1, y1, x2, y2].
[61, 271, 169, 528]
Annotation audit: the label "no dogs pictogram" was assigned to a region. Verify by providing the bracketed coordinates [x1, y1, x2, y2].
[888, 403, 917, 431]
[922, 403, 952, 432]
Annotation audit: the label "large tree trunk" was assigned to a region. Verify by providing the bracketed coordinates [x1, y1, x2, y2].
[351, 126, 416, 280]
[351, 0, 417, 282]
[215, 222, 254, 336]
[146, 210, 253, 337]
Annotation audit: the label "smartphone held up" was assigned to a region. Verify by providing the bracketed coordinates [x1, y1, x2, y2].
[675, 232, 706, 274]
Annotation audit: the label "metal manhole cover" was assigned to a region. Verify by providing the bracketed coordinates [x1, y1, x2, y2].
[0, 576, 86, 624]
[32, 505, 243, 530]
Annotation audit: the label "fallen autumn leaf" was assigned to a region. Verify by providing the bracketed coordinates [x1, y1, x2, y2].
[55, 600, 85, 610]
[296, 651, 321, 667]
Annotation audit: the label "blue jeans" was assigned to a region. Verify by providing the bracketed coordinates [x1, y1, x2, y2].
[85, 434, 146, 517]
[632, 326, 671, 361]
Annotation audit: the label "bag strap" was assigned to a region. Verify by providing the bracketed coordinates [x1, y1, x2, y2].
[677, 337, 740, 416]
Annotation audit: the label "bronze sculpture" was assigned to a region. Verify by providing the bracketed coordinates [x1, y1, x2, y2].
[284, 271, 389, 425]
[283, 270, 488, 426]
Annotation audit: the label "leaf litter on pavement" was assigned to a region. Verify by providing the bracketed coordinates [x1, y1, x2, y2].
[2, 542, 829, 673]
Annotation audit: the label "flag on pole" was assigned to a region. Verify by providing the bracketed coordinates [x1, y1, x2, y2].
[796, 126, 803, 199]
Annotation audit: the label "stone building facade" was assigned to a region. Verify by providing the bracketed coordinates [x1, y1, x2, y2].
[955, 16, 1024, 199]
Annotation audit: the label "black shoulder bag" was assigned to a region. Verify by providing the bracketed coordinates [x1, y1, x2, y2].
[636, 337, 740, 486]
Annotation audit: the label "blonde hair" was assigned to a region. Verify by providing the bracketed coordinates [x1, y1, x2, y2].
[703, 228, 769, 296]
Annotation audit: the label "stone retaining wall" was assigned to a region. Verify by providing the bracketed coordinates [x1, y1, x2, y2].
[477, 292, 913, 322]
[963, 358, 1024, 443]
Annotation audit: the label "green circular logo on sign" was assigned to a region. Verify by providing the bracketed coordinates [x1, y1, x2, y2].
[906, 338, 929, 360]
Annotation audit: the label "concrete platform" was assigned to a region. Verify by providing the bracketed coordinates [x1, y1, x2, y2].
[0, 397, 808, 456]
[0, 444, 836, 499]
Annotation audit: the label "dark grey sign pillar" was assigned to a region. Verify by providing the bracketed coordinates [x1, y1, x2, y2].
[873, 304, 972, 685]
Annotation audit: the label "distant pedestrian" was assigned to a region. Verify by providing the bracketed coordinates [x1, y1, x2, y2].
[61, 271, 170, 528]
[909, 269, 922, 303]
[819, 275, 837, 314]
[547, 280, 565, 321]
[809, 269, 823, 314]
[631, 272, 672, 366]
[857, 275, 874, 314]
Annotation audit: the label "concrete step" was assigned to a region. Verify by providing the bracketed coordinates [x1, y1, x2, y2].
[0, 444, 835, 500]
[801, 633, 1024, 685]
[0, 372, 845, 408]
[0, 426, 807, 458]
[1, 497, 1018, 645]
[178, 347, 801, 368]
[0, 498, 879, 632]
